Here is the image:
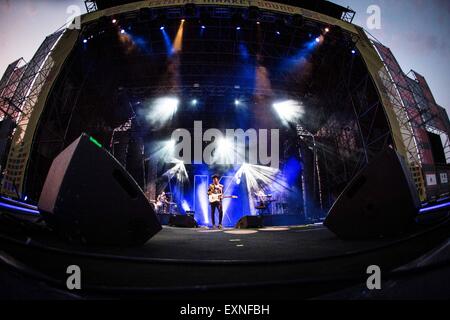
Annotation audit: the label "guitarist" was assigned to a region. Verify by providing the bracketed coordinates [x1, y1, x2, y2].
[208, 175, 224, 229]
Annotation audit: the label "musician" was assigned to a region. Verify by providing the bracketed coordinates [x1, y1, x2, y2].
[208, 175, 224, 229]
[255, 188, 272, 215]
[255, 189, 266, 202]
[156, 191, 170, 214]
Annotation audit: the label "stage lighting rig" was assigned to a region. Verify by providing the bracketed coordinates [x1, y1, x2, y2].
[184, 3, 197, 18]
[247, 6, 260, 21]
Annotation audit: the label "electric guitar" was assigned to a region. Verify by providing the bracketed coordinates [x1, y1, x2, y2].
[208, 194, 238, 203]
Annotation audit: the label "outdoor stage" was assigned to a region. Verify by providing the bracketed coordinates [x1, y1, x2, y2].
[0, 208, 449, 299]
[0, 0, 450, 301]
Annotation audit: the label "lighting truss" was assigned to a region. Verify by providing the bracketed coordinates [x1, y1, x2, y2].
[84, 0, 98, 13]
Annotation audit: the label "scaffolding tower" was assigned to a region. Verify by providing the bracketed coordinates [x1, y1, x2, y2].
[372, 41, 450, 200]
[0, 30, 65, 198]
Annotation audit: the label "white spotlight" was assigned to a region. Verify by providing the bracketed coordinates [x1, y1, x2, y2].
[165, 139, 176, 150]
[234, 99, 241, 106]
[215, 137, 235, 164]
[272, 99, 304, 125]
[219, 137, 233, 152]
[146, 97, 179, 127]
[191, 99, 198, 106]
[181, 200, 190, 211]
[154, 139, 176, 162]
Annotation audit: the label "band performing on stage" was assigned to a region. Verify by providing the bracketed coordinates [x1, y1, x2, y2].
[151, 168, 288, 228]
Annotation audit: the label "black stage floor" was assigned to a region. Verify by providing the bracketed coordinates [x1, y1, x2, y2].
[24, 224, 417, 262]
[0, 211, 449, 299]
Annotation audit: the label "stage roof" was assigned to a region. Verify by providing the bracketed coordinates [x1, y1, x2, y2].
[88, 0, 354, 21]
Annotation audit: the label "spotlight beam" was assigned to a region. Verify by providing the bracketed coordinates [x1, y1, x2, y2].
[145, 97, 179, 128]
[272, 99, 304, 126]
[172, 19, 185, 54]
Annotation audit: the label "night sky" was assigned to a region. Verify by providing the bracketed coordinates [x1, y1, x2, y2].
[0, 0, 449, 112]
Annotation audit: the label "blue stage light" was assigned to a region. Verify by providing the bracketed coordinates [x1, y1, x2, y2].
[201, 25, 206, 29]
[236, 26, 241, 30]
[120, 29, 125, 34]
[238, 43, 250, 61]
[160, 26, 165, 30]
[160, 27, 174, 55]
[315, 37, 320, 43]
[83, 39, 88, 43]
[181, 200, 190, 212]
[0, 201, 40, 215]
[234, 99, 241, 106]
[276, 31, 280, 35]
[419, 201, 450, 213]
[351, 49, 356, 55]
[191, 99, 198, 106]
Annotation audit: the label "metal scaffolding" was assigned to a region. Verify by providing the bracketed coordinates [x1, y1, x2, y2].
[0, 30, 65, 197]
[84, 0, 98, 13]
[372, 41, 450, 200]
[341, 7, 356, 24]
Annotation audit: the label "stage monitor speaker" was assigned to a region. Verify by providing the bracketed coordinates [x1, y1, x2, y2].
[324, 148, 420, 239]
[156, 213, 171, 225]
[38, 133, 161, 245]
[169, 214, 198, 228]
[235, 216, 263, 229]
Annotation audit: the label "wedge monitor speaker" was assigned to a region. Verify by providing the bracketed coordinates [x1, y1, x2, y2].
[324, 148, 420, 239]
[38, 133, 161, 245]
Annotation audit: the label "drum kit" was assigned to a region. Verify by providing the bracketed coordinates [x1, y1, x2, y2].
[150, 192, 178, 215]
[254, 191, 288, 215]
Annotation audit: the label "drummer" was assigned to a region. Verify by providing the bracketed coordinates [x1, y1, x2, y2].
[156, 191, 170, 214]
